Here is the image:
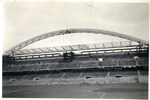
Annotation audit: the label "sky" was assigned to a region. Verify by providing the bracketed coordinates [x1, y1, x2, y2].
[2, 0, 149, 54]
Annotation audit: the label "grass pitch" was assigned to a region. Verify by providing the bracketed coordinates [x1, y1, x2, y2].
[3, 83, 148, 99]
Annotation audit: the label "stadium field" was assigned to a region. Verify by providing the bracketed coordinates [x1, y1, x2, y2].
[3, 83, 148, 99]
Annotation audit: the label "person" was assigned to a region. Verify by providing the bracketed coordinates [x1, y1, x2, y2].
[63, 52, 68, 62]
[127, 52, 130, 59]
[63, 52, 66, 62]
[70, 51, 74, 62]
[96, 82, 98, 85]
[65, 30, 70, 33]
[100, 83, 101, 86]
[97, 82, 99, 85]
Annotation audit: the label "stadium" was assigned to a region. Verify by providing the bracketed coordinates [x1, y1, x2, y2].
[2, 28, 149, 99]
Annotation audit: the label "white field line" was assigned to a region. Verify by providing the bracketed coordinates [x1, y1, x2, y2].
[100, 93, 106, 99]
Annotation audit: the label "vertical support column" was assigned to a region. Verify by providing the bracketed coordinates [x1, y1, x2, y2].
[136, 59, 138, 66]
[117, 60, 118, 67]
[96, 51, 98, 54]
[138, 41, 141, 54]
[45, 54, 47, 58]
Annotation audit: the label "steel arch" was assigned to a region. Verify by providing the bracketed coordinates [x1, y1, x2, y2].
[4, 28, 149, 55]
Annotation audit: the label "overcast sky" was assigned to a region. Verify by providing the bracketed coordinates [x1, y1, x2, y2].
[2, 1, 149, 53]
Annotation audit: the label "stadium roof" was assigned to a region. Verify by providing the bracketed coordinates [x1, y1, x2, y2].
[4, 28, 149, 56]
[13, 41, 141, 55]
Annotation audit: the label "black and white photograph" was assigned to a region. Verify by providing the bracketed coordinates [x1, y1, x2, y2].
[2, 0, 149, 99]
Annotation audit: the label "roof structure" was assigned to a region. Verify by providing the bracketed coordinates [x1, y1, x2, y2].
[4, 28, 149, 56]
[13, 41, 143, 56]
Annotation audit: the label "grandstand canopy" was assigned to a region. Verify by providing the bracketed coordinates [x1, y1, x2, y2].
[3, 28, 148, 56]
[16, 41, 133, 55]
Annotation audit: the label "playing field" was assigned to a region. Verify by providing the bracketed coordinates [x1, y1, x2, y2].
[3, 83, 148, 99]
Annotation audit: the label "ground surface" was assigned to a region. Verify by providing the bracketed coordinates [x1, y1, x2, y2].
[3, 83, 148, 99]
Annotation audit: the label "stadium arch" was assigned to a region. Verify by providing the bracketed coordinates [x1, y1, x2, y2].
[4, 28, 149, 55]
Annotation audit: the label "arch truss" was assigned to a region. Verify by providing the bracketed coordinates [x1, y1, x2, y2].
[4, 28, 149, 55]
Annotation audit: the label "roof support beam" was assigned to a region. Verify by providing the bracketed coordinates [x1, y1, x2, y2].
[4, 28, 149, 55]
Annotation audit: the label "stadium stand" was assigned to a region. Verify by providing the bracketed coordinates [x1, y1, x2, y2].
[49, 63, 59, 69]
[81, 70, 107, 78]
[3, 52, 148, 85]
[19, 65, 35, 71]
[3, 74, 25, 80]
[64, 71, 81, 78]
[138, 58, 148, 66]
[80, 61, 98, 68]
[22, 73, 47, 80]
[140, 70, 148, 76]
[2, 29, 149, 86]
[66, 61, 82, 68]
[46, 71, 64, 78]
[109, 70, 138, 77]
[33, 64, 50, 70]
[4, 65, 21, 72]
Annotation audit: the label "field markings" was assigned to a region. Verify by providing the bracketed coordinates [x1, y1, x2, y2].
[100, 93, 105, 99]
